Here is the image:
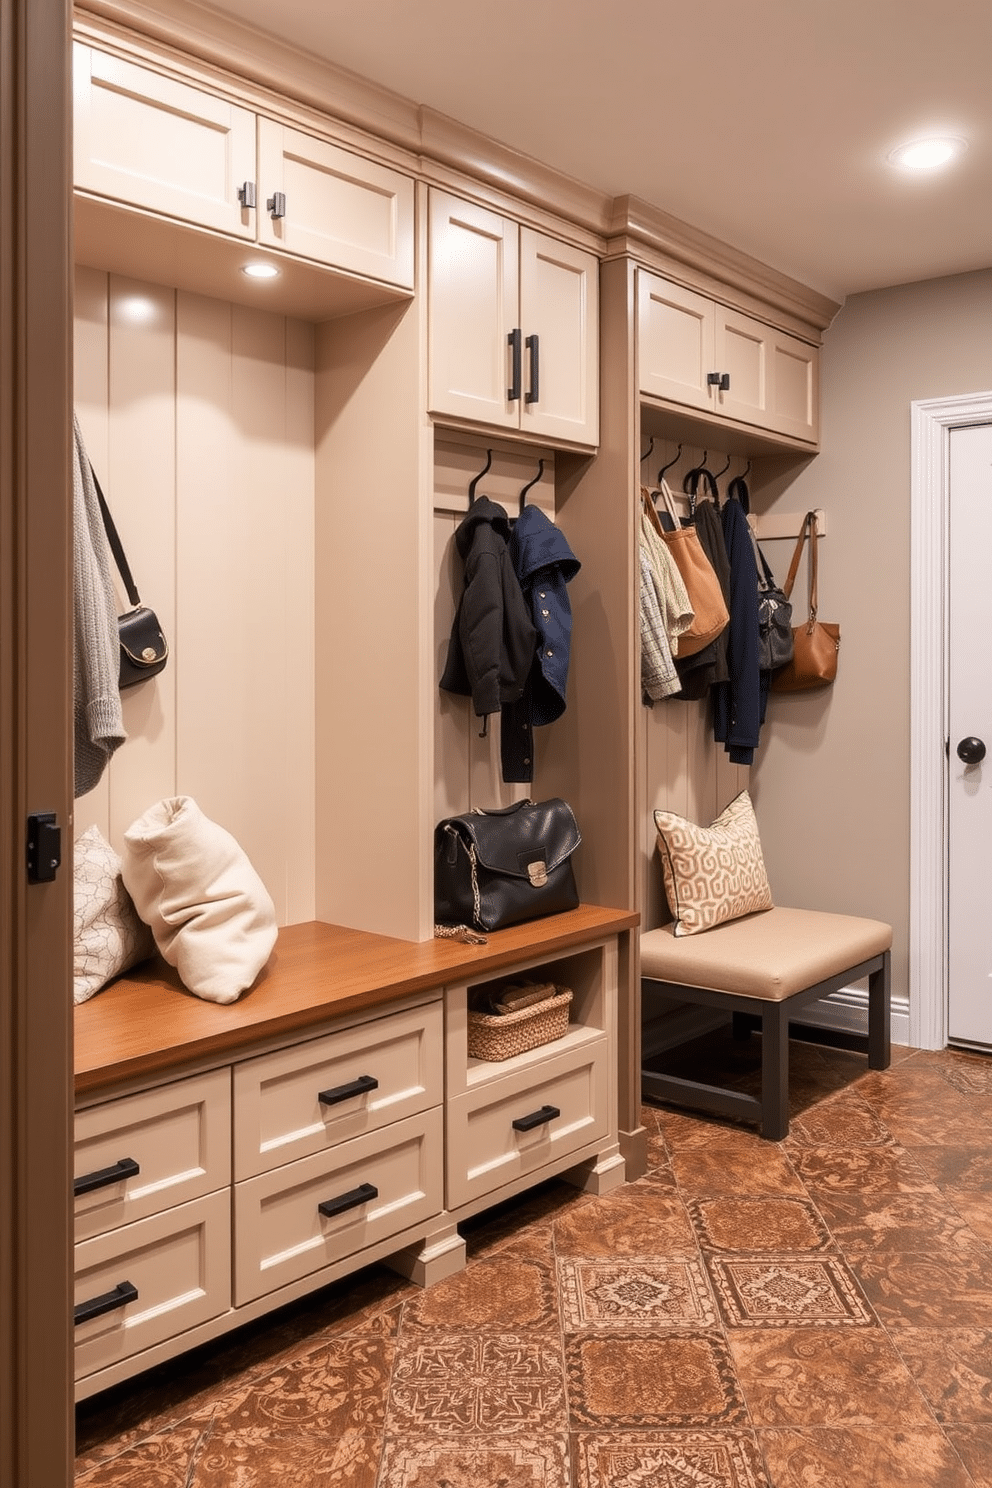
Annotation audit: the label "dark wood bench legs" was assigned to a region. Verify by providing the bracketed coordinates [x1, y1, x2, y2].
[642, 950, 891, 1141]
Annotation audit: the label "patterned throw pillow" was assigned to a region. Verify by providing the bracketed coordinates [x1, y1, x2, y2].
[73, 825, 155, 1004]
[653, 790, 774, 937]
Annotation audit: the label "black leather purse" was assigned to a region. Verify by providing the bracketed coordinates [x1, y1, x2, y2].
[92, 464, 169, 689]
[434, 798, 581, 934]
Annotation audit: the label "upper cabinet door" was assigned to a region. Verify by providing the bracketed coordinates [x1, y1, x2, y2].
[638, 273, 714, 413]
[519, 228, 599, 445]
[73, 43, 256, 238]
[638, 267, 820, 446]
[256, 122, 414, 288]
[428, 192, 520, 430]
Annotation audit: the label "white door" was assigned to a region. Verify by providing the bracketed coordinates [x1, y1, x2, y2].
[947, 420, 992, 1046]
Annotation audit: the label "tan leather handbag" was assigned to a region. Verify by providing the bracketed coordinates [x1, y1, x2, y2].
[770, 510, 840, 692]
[644, 483, 729, 658]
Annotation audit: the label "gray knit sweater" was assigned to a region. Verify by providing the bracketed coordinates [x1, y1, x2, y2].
[73, 415, 126, 796]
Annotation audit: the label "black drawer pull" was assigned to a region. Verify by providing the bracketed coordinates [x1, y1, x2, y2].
[508, 327, 522, 402]
[73, 1157, 140, 1197]
[74, 1280, 138, 1327]
[318, 1074, 379, 1108]
[512, 1104, 560, 1133]
[318, 1182, 378, 1220]
[525, 332, 540, 404]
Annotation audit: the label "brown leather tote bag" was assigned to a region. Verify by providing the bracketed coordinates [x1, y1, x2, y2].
[770, 510, 840, 692]
[646, 481, 729, 658]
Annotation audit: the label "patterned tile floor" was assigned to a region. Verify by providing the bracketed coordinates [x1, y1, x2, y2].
[75, 1036, 992, 1486]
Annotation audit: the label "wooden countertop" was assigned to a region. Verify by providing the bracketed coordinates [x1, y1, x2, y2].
[74, 905, 638, 1097]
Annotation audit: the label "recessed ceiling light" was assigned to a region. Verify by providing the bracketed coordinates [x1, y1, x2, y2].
[241, 261, 280, 279]
[887, 136, 967, 171]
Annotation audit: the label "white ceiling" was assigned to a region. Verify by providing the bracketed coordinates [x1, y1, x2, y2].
[200, 0, 991, 302]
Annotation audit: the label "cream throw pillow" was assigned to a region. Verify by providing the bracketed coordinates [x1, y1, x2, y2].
[653, 790, 773, 937]
[122, 796, 277, 1004]
[73, 825, 154, 1004]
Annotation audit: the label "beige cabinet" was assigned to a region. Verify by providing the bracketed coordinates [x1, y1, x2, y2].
[444, 939, 619, 1214]
[638, 268, 819, 445]
[73, 43, 256, 238]
[73, 1070, 232, 1392]
[428, 190, 599, 446]
[73, 43, 414, 288]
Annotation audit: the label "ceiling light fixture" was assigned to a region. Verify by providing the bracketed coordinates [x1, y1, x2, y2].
[241, 261, 280, 279]
[887, 136, 967, 171]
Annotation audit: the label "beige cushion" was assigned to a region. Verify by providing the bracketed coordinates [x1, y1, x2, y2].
[122, 796, 277, 1005]
[654, 790, 773, 936]
[641, 906, 893, 1001]
[73, 825, 154, 1004]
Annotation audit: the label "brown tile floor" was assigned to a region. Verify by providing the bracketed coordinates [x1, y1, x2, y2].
[75, 1037, 992, 1486]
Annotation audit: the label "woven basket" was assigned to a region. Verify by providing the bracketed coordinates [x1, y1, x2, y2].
[467, 986, 573, 1062]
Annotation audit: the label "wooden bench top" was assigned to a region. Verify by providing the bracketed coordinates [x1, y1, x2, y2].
[75, 905, 638, 1097]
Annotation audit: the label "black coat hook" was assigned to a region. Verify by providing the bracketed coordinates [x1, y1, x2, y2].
[519, 458, 545, 515]
[712, 454, 732, 481]
[640, 436, 656, 464]
[657, 443, 683, 482]
[468, 448, 492, 506]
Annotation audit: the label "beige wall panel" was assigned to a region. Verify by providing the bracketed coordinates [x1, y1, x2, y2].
[107, 276, 178, 844]
[434, 509, 472, 820]
[73, 266, 113, 841]
[314, 300, 431, 940]
[175, 294, 315, 926]
[751, 269, 992, 1003]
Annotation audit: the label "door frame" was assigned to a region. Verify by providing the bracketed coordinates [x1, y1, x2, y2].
[910, 389, 992, 1051]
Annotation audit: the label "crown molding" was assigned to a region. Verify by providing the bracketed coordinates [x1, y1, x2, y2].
[608, 195, 841, 334]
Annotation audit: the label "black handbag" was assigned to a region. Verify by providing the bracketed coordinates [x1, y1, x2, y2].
[750, 529, 794, 671]
[434, 797, 581, 933]
[92, 464, 169, 689]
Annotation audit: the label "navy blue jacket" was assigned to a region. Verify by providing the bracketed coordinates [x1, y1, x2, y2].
[501, 505, 581, 782]
[712, 496, 767, 765]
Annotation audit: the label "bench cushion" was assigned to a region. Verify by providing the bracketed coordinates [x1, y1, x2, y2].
[641, 907, 893, 1001]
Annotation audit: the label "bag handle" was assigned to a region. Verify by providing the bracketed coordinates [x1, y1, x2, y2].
[780, 511, 819, 618]
[640, 485, 666, 539]
[90, 462, 141, 609]
[747, 520, 779, 592]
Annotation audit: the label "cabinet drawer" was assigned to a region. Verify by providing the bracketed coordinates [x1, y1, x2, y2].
[233, 1000, 442, 1180]
[74, 1068, 230, 1241]
[234, 1106, 442, 1304]
[447, 1037, 609, 1209]
[74, 1189, 231, 1383]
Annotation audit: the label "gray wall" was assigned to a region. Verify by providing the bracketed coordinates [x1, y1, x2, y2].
[752, 268, 992, 1012]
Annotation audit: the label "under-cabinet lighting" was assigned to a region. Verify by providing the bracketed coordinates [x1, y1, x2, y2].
[887, 136, 967, 171]
[241, 261, 280, 279]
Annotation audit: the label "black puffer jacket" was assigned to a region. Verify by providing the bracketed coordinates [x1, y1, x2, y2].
[439, 497, 536, 719]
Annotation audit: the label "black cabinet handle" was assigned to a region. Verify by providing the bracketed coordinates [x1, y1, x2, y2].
[719, 372, 731, 392]
[508, 328, 522, 402]
[318, 1073, 379, 1108]
[525, 333, 540, 404]
[318, 1181, 378, 1220]
[512, 1104, 560, 1132]
[74, 1280, 138, 1327]
[74, 1157, 140, 1197]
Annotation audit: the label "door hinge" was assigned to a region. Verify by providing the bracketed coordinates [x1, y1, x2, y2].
[26, 811, 61, 883]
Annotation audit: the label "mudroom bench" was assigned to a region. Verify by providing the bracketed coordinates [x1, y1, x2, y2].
[73, 905, 636, 1400]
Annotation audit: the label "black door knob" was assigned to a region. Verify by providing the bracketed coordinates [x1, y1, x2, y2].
[957, 736, 987, 765]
